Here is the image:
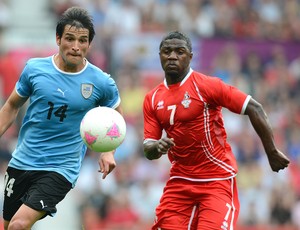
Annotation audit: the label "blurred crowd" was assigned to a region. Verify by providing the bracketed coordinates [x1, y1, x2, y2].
[1, 0, 300, 229]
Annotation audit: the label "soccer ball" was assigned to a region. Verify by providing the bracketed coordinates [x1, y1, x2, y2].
[80, 106, 126, 152]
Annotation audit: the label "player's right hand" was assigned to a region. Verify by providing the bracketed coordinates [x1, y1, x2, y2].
[98, 151, 116, 179]
[156, 137, 175, 155]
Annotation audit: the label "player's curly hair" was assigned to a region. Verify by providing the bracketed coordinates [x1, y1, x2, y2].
[56, 6, 95, 43]
[159, 31, 192, 52]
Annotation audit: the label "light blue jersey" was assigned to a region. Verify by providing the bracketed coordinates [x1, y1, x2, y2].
[8, 55, 121, 187]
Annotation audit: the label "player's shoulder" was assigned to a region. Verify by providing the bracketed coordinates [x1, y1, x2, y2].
[86, 61, 111, 79]
[23, 56, 52, 73]
[26, 56, 52, 65]
[191, 70, 223, 86]
[192, 70, 219, 81]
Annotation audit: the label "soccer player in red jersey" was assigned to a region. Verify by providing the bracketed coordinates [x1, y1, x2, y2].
[142, 31, 290, 230]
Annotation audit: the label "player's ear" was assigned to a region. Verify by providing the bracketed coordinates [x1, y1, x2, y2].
[190, 52, 193, 60]
[56, 34, 61, 46]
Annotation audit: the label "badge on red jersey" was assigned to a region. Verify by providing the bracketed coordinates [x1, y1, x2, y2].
[157, 100, 164, 110]
[181, 91, 191, 108]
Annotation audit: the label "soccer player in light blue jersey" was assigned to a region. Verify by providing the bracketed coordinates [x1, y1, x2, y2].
[0, 6, 122, 230]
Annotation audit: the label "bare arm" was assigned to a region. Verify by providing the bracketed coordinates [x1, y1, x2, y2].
[0, 89, 28, 138]
[114, 104, 123, 116]
[245, 98, 290, 172]
[98, 104, 123, 179]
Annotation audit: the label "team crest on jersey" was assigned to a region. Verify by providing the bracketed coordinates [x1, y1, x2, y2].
[81, 83, 93, 99]
[181, 91, 191, 108]
[157, 100, 164, 110]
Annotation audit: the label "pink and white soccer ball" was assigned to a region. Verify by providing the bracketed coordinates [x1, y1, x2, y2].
[80, 106, 126, 152]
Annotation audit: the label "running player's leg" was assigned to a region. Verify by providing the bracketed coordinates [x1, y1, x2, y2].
[151, 179, 199, 230]
[5, 205, 46, 230]
[3, 168, 72, 230]
[3, 167, 31, 230]
[197, 178, 240, 230]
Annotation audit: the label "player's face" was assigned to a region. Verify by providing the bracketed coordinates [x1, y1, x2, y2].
[159, 38, 193, 83]
[56, 25, 90, 72]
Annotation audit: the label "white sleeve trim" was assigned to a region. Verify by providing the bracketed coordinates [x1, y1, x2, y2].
[143, 138, 158, 145]
[15, 87, 28, 98]
[241, 95, 252, 114]
[111, 97, 121, 109]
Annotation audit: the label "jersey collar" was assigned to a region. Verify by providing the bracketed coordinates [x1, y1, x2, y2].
[164, 68, 193, 89]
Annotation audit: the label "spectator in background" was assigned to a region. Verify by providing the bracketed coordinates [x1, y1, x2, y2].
[0, 0, 9, 31]
[270, 185, 294, 226]
[103, 0, 141, 36]
[0, 50, 20, 100]
[242, 51, 264, 97]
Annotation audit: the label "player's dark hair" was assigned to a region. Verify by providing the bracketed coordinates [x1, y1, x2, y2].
[159, 31, 192, 52]
[56, 6, 95, 43]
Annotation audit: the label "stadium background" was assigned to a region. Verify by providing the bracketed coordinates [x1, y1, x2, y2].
[0, 0, 300, 229]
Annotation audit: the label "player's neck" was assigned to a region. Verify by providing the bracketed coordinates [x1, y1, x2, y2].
[54, 54, 86, 73]
[165, 68, 190, 85]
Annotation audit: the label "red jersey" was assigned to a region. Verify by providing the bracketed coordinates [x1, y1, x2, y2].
[143, 69, 251, 181]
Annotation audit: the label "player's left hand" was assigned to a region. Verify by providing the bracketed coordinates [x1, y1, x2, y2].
[267, 150, 290, 172]
[98, 151, 116, 179]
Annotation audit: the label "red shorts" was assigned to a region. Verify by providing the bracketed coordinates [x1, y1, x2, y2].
[152, 178, 239, 230]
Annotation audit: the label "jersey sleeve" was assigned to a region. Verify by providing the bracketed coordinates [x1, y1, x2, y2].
[99, 75, 121, 109]
[205, 77, 251, 114]
[143, 92, 162, 141]
[15, 61, 33, 98]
